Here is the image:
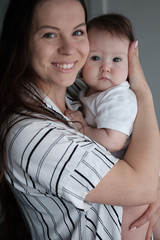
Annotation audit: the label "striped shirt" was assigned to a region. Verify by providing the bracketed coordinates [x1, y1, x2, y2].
[5, 79, 122, 239]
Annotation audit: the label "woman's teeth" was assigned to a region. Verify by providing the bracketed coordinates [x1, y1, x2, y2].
[55, 63, 74, 69]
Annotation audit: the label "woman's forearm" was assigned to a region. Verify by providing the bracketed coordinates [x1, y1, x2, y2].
[124, 89, 160, 200]
[124, 42, 160, 199]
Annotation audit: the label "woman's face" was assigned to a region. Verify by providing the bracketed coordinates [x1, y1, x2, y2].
[29, 0, 89, 93]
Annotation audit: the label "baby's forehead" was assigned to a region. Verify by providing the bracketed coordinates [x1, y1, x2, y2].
[89, 27, 131, 43]
[89, 35, 129, 57]
[89, 29, 130, 45]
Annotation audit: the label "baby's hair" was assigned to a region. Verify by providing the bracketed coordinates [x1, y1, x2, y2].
[87, 13, 135, 43]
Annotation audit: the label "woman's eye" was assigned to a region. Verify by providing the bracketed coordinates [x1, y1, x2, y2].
[43, 33, 56, 38]
[113, 57, 121, 62]
[91, 56, 100, 61]
[73, 30, 84, 36]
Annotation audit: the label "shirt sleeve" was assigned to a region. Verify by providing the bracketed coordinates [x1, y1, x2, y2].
[96, 87, 138, 136]
[59, 139, 118, 211]
[6, 118, 119, 211]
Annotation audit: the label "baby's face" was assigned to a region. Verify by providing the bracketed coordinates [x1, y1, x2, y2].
[82, 29, 129, 93]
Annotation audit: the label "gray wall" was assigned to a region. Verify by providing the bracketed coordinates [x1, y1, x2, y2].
[0, 0, 160, 127]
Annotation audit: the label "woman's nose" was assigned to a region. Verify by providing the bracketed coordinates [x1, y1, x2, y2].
[58, 38, 74, 55]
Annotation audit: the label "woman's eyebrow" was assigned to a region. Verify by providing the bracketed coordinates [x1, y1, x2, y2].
[37, 23, 86, 32]
[73, 23, 86, 29]
[38, 26, 59, 31]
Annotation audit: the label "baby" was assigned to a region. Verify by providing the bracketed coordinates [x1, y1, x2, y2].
[66, 13, 137, 158]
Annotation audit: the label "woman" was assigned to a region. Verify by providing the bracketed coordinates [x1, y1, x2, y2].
[0, 0, 159, 239]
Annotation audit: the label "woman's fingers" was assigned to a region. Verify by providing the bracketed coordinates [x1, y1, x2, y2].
[130, 191, 160, 239]
[128, 40, 148, 94]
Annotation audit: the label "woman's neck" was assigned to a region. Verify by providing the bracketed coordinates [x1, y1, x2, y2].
[41, 84, 67, 114]
[49, 92, 66, 114]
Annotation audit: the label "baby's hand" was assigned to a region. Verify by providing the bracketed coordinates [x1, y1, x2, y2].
[65, 109, 88, 132]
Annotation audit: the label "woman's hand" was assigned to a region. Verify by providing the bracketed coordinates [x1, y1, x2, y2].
[128, 41, 150, 96]
[130, 189, 160, 240]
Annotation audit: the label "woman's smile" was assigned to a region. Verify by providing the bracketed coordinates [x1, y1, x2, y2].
[51, 61, 76, 72]
[53, 62, 75, 70]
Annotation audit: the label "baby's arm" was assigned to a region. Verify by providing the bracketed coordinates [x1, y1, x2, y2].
[65, 109, 127, 153]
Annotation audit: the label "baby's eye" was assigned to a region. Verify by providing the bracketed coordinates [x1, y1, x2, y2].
[73, 30, 84, 36]
[113, 57, 121, 62]
[91, 56, 100, 61]
[43, 33, 56, 38]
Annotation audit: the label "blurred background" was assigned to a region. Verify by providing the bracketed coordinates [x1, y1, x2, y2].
[0, 0, 160, 127]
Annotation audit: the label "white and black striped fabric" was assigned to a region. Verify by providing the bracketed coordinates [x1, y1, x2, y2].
[5, 79, 123, 239]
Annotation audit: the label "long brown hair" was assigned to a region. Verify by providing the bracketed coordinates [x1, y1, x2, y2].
[0, 1, 88, 238]
[0, 0, 88, 182]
